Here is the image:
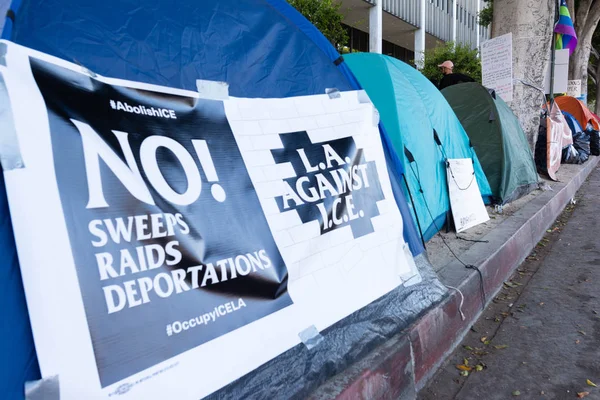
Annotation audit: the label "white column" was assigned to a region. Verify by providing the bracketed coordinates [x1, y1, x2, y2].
[476, 0, 481, 49]
[452, 0, 458, 42]
[414, 0, 426, 68]
[369, 0, 383, 53]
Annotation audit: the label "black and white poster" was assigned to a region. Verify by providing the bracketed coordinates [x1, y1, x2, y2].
[0, 41, 418, 399]
[30, 56, 293, 387]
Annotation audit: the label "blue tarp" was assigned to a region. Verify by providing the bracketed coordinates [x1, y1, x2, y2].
[0, 1, 435, 398]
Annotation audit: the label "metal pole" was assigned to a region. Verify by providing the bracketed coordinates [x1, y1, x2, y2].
[452, 0, 458, 42]
[369, 0, 383, 53]
[415, 0, 427, 68]
[549, 0, 560, 103]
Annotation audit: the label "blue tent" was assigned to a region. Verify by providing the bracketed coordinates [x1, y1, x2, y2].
[0, 1, 435, 398]
[563, 110, 584, 135]
[345, 53, 492, 241]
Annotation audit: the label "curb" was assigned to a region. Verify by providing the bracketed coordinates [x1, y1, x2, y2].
[310, 157, 599, 399]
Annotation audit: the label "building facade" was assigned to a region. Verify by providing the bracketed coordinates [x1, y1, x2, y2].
[340, 0, 490, 64]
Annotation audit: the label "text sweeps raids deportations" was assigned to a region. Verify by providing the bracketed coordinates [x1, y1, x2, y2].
[72, 119, 274, 314]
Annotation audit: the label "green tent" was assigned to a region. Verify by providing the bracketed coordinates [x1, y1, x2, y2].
[442, 83, 539, 204]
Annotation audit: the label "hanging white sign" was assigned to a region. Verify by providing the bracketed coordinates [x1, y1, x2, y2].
[446, 158, 490, 233]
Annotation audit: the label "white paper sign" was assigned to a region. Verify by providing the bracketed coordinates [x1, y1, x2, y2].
[481, 33, 513, 102]
[567, 80, 582, 98]
[544, 49, 569, 94]
[0, 41, 416, 400]
[446, 159, 490, 233]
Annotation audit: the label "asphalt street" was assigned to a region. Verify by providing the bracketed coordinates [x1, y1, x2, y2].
[419, 166, 600, 400]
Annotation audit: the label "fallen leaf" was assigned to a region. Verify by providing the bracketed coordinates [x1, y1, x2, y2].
[480, 336, 488, 343]
[576, 340, 581, 344]
[579, 331, 587, 336]
[587, 379, 597, 387]
[463, 345, 474, 351]
[460, 370, 469, 377]
[494, 344, 509, 349]
[539, 302, 545, 306]
[593, 310, 598, 315]
[484, 340, 491, 345]
[463, 358, 469, 366]
[504, 282, 518, 288]
[512, 390, 521, 396]
[475, 364, 484, 371]
[456, 365, 472, 371]
[578, 392, 590, 398]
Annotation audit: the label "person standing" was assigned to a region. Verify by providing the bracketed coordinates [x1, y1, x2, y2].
[437, 60, 474, 90]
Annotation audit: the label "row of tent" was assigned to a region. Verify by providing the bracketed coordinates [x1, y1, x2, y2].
[0, 0, 539, 398]
[345, 53, 539, 241]
[536, 95, 600, 177]
[555, 96, 600, 164]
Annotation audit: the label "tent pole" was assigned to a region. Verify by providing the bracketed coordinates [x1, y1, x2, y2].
[403, 174, 427, 249]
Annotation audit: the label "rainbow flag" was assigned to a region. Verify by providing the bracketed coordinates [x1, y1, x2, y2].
[554, 0, 577, 55]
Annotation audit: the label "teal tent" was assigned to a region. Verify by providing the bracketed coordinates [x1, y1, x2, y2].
[345, 53, 492, 241]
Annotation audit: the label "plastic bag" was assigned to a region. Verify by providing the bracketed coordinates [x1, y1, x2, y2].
[586, 123, 600, 156]
[562, 144, 584, 164]
[572, 130, 590, 163]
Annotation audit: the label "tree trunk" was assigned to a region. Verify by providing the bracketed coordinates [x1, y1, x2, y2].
[569, 35, 593, 96]
[568, 0, 600, 100]
[567, 0, 576, 23]
[492, 0, 555, 150]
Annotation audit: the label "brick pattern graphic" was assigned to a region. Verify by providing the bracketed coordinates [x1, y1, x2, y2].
[226, 91, 419, 330]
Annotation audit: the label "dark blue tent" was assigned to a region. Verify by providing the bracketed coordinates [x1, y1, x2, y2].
[0, 1, 443, 398]
[563, 110, 584, 135]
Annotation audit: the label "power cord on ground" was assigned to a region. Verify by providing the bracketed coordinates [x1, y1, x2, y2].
[406, 157, 487, 313]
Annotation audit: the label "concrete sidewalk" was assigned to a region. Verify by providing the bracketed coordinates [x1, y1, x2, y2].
[419, 162, 600, 399]
[311, 157, 600, 400]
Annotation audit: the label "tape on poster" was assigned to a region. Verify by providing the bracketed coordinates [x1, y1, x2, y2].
[372, 108, 380, 126]
[357, 90, 371, 104]
[0, 42, 6, 66]
[0, 72, 24, 170]
[196, 79, 229, 100]
[25, 376, 60, 400]
[298, 325, 324, 350]
[325, 88, 341, 99]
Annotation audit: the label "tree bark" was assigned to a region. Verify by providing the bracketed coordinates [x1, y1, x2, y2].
[492, 0, 554, 150]
[567, 0, 576, 23]
[568, 0, 600, 99]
